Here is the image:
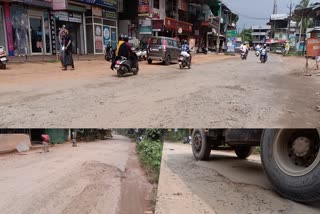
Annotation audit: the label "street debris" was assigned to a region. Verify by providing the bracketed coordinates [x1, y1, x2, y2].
[16, 142, 30, 153]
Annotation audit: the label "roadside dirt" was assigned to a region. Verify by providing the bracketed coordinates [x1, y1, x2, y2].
[156, 143, 320, 214]
[0, 53, 319, 128]
[0, 136, 154, 214]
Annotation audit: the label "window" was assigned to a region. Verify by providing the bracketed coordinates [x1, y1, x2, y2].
[154, 0, 160, 9]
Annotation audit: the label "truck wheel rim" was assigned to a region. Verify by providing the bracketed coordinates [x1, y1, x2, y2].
[273, 129, 320, 176]
[193, 132, 202, 152]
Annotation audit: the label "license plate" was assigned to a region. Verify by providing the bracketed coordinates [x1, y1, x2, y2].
[0, 57, 7, 62]
[151, 49, 159, 51]
[115, 65, 119, 68]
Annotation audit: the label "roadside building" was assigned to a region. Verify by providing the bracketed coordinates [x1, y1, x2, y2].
[251, 25, 271, 47]
[76, 0, 118, 54]
[188, 1, 238, 52]
[1, 0, 52, 56]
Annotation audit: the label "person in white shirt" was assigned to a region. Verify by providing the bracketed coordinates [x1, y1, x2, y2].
[240, 43, 249, 57]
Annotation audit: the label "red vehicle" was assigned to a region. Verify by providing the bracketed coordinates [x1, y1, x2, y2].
[0, 46, 8, 69]
[191, 129, 320, 203]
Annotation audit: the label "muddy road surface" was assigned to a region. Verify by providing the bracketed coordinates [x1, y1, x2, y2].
[0, 136, 153, 214]
[0, 54, 319, 128]
[156, 143, 320, 214]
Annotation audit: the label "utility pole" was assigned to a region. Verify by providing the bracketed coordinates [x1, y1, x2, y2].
[273, 0, 278, 14]
[216, 0, 222, 54]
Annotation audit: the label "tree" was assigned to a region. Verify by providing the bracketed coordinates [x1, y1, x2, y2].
[295, 0, 311, 30]
[240, 28, 252, 44]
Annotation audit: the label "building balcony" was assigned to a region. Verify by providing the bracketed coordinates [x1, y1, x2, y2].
[251, 32, 267, 36]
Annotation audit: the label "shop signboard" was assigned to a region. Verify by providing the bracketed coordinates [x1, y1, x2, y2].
[226, 30, 237, 38]
[306, 38, 320, 57]
[4, 3, 14, 56]
[92, 6, 102, 17]
[68, 13, 82, 23]
[138, 0, 150, 16]
[75, 0, 117, 9]
[49, 12, 57, 55]
[54, 12, 81, 23]
[52, 0, 68, 10]
[103, 25, 111, 45]
[95, 25, 103, 53]
[152, 20, 163, 32]
[178, 0, 188, 12]
[165, 17, 192, 32]
[139, 26, 152, 34]
[22, 0, 52, 7]
[226, 37, 236, 53]
[102, 9, 117, 19]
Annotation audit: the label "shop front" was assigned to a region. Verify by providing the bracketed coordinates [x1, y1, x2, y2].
[3, 0, 52, 56]
[52, 1, 87, 55]
[0, 4, 7, 49]
[85, 5, 118, 54]
[164, 17, 193, 41]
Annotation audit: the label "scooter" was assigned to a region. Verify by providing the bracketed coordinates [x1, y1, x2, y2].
[255, 50, 260, 57]
[196, 46, 208, 55]
[182, 136, 192, 144]
[178, 51, 191, 69]
[114, 53, 139, 77]
[136, 49, 147, 61]
[104, 47, 114, 61]
[0, 46, 8, 69]
[260, 49, 267, 63]
[240, 50, 247, 60]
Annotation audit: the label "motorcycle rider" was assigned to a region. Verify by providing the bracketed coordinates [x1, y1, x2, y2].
[260, 44, 268, 61]
[119, 35, 136, 68]
[181, 39, 191, 64]
[240, 42, 249, 58]
[110, 35, 125, 70]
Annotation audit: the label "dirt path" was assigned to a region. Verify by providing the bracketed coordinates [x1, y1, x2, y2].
[0, 136, 153, 214]
[156, 143, 320, 214]
[0, 53, 319, 128]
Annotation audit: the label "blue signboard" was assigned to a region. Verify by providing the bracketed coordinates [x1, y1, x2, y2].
[74, 0, 117, 9]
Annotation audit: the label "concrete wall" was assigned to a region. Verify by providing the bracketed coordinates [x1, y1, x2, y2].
[0, 134, 31, 154]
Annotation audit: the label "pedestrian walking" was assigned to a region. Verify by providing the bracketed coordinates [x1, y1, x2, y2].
[62, 27, 74, 70]
[58, 25, 66, 68]
[315, 56, 320, 70]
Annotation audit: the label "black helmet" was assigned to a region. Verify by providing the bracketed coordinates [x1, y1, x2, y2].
[183, 40, 187, 44]
[123, 35, 129, 42]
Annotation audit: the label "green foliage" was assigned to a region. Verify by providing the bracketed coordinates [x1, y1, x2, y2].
[164, 129, 189, 142]
[240, 28, 252, 44]
[136, 140, 163, 183]
[76, 129, 112, 141]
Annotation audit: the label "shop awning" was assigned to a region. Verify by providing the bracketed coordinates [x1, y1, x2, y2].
[165, 17, 193, 33]
[9, 0, 52, 8]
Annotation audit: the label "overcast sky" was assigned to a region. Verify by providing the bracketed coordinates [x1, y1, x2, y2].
[222, 0, 318, 31]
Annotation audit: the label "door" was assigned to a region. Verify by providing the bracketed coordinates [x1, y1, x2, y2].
[29, 16, 44, 54]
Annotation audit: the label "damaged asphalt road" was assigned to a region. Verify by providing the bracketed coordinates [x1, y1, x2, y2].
[156, 143, 320, 214]
[0, 53, 319, 128]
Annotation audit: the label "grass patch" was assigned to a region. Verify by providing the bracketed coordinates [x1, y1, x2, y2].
[136, 140, 163, 183]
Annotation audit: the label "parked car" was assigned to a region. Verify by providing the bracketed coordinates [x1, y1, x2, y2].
[147, 36, 181, 65]
[191, 128, 320, 203]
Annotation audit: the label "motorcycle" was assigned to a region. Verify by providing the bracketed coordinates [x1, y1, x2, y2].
[104, 46, 114, 61]
[260, 49, 267, 63]
[136, 49, 147, 61]
[178, 51, 191, 69]
[240, 50, 247, 60]
[196, 46, 208, 55]
[114, 53, 139, 77]
[0, 46, 8, 69]
[182, 136, 192, 145]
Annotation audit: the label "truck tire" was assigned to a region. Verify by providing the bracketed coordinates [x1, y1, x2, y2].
[261, 129, 320, 203]
[192, 129, 212, 160]
[234, 146, 254, 159]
